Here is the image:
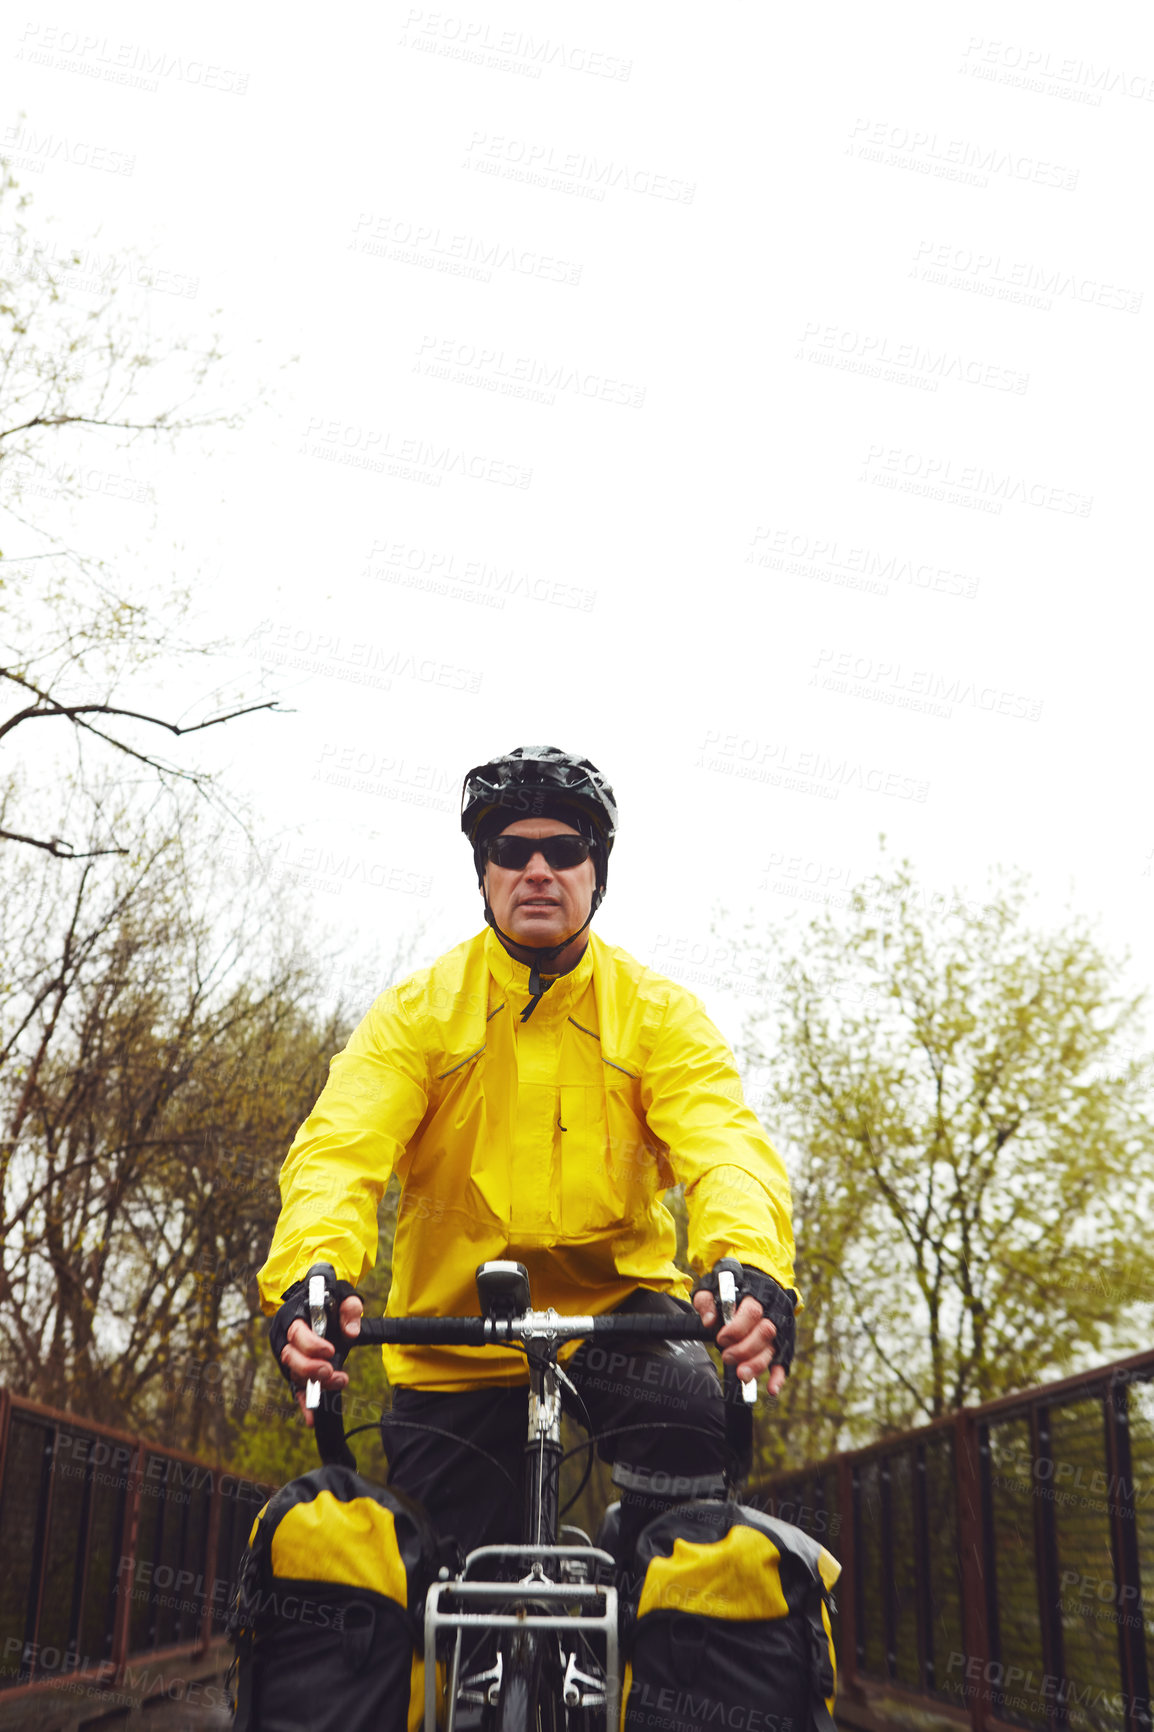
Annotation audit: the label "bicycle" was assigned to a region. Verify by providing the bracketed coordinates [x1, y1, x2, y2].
[301, 1257, 758, 1732]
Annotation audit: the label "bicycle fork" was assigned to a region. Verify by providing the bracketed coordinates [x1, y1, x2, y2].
[524, 1357, 564, 1546]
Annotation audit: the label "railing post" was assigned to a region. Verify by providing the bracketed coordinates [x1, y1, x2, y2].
[110, 1441, 143, 1687]
[881, 1454, 897, 1680]
[69, 1441, 97, 1664]
[1030, 1405, 1065, 1729]
[199, 1472, 223, 1655]
[1105, 1371, 1151, 1732]
[838, 1451, 860, 1695]
[25, 1424, 56, 1682]
[914, 1441, 931, 1692]
[0, 1389, 11, 1494]
[955, 1410, 991, 1732]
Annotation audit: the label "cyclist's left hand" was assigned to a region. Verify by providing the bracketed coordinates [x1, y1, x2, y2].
[692, 1291, 786, 1398]
[282, 1296, 363, 1428]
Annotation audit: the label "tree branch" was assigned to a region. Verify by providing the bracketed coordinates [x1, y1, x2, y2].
[0, 666, 279, 746]
[0, 411, 219, 443]
[0, 827, 128, 859]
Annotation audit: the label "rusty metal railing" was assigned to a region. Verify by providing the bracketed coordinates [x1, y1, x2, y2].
[11, 1345, 1154, 1731]
[0, 1387, 272, 1712]
[754, 1347, 1154, 1732]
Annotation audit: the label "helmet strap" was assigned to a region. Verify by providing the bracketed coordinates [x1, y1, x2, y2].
[482, 896, 597, 1022]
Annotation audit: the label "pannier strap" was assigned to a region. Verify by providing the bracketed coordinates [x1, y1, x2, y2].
[610, 1462, 726, 1499]
[810, 1592, 838, 1732]
[231, 1634, 254, 1732]
[227, 1533, 262, 1732]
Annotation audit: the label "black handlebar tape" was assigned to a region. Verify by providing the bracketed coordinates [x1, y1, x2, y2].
[314, 1311, 725, 1477]
[573, 1315, 707, 1336]
[311, 1387, 357, 1471]
[357, 1318, 493, 1345]
[354, 1313, 709, 1346]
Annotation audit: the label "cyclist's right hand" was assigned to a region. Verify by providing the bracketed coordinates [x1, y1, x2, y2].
[281, 1296, 363, 1428]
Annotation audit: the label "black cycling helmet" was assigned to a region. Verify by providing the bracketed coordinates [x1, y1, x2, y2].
[461, 747, 618, 1015]
[461, 746, 617, 902]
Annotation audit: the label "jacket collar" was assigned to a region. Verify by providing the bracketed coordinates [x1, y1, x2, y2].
[484, 925, 594, 1013]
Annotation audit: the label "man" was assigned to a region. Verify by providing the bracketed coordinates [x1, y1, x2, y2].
[262, 746, 798, 1557]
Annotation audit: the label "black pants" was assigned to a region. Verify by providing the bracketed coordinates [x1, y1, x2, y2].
[381, 1291, 727, 1566]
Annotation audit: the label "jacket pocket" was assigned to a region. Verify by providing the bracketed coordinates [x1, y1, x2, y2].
[559, 1079, 659, 1235]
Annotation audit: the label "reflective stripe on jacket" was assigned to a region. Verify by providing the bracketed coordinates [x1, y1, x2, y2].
[258, 928, 797, 1390]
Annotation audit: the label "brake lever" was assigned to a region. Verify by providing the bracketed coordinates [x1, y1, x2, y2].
[306, 1272, 328, 1411]
[718, 1267, 758, 1407]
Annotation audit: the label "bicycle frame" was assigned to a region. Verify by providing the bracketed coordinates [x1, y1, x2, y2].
[304, 1260, 753, 1732]
[423, 1330, 618, 1732]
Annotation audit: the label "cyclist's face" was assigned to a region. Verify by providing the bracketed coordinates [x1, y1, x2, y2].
[483, 819, 596, 949]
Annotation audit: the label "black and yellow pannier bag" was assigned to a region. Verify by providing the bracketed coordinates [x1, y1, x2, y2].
[622, 1502, 840, 1732]
[230, 1465, 440, 1732]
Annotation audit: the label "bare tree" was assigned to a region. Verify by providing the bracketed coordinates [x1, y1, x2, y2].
[0, 807, 431, 1460]
[0, 812, 337, 1446]
[0, 164, 278, 859]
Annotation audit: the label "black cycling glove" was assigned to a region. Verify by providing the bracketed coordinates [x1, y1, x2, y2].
[693, 1260, 798, 1375]
[268, 1262, 363, 1389]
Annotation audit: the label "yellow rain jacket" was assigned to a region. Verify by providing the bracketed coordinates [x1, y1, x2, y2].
[259, 928, 796, 1390]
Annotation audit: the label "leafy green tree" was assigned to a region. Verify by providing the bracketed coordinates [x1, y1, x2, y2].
[737, 861, 1154, 1469]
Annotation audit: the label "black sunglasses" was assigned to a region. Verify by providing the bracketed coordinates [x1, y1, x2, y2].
[484, 834, 592, 871]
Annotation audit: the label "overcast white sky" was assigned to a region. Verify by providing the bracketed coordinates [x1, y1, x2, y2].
[5, 0, 1153, 1053]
